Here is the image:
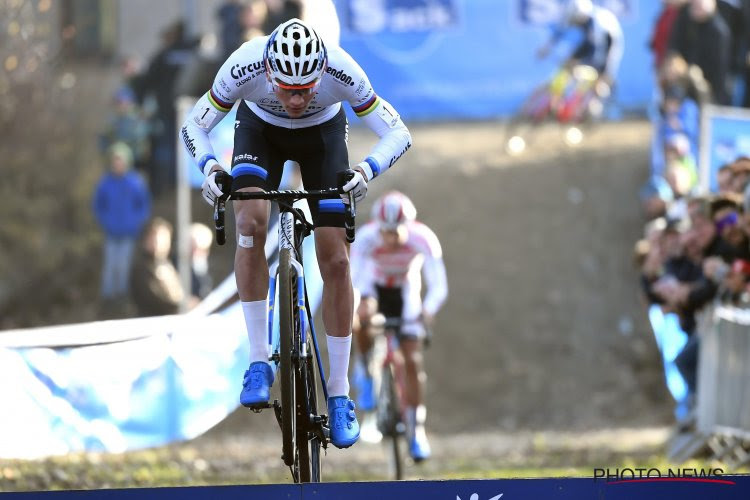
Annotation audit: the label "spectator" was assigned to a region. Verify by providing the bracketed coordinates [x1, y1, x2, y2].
[262, 0, 302, 35]
[657, 52, 712, 106]
[190, 222, 214, 300]
[669, 0, 732, 104]
[729, 157, 750, 193]
[739, 1, 750, 107]
[130, 217, 192, 316]
[717, 163, 734, 193]
[710, 193, 749, 256]
[99, 87, 151, 174]
[664, 132, 698, 194]
[640, 175, 674, 221]
[240, 0, 268, 41]
[92, 142, 151, 315]
[118, 54, 147, 105]
[651, 54, 708, 178]
[650, 0, 688, 69]
[141, 19, 200, 196]
[216, 0, 246, 59]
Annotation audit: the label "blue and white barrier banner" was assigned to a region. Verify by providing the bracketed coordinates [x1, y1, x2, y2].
[0, 229, 324, 459]
[0, 309, 247, 459]
[699, 104, 750, 193]
[336, 0, 659, 120]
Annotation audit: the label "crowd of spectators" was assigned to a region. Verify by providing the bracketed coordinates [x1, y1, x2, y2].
[637, 0, 750, 423]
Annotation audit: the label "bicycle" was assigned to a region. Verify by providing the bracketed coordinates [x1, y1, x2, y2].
[367, 315, 431, 480]
[502, 64, 602, 155]
[213, 171, 356, 483]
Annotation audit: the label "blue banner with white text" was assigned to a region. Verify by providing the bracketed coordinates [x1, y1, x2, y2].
[336, 0, 660, 121]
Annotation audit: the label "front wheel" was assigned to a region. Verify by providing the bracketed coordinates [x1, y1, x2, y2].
[378, 364, 404, 480]
[279, 248, 296, 468]
[295, 343, 322, 483]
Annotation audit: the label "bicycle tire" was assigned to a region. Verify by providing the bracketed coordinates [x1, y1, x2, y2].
[380, 364, 404, 480]
[279, 248, 296, 468]
[295, 343, 321, 482]
[502, 85, 553, 154]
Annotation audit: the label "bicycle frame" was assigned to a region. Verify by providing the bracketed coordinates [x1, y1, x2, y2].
[267, 205, 329, 401]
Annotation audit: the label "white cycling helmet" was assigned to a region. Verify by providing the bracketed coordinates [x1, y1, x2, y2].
[564, 0, 594, 25]
[264, 18, 327, 88]
[371, 191, 417, 231]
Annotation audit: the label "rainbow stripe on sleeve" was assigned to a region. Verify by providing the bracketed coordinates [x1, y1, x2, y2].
[353, 94, 380, 117]
[208, 89, 233, 113]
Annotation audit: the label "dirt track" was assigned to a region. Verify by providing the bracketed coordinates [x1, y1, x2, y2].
[0, 120, 681, 489]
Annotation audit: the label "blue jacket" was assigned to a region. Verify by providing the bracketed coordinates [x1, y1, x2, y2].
[93, 171, 151, 237]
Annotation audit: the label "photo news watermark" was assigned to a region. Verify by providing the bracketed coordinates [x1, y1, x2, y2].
[593, 467, 734, 485]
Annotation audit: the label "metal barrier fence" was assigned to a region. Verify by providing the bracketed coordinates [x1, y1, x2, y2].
[669, 304, 750, 467]
[698, 306, 750, 440]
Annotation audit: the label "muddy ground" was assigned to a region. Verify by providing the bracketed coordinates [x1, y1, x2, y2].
[1, 119, 682, 489]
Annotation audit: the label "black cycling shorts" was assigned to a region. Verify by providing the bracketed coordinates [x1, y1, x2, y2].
[376, 285, 403, 323]
[231, 101, 350, 228]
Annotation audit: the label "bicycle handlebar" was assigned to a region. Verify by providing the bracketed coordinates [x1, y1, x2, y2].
[212, 172, 357, 246]
[381, 316, 434, 348]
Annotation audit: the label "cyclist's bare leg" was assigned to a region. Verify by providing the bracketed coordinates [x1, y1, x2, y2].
[234, 187, 275, 406]
[234, 188, 271, 301]
[354, 297, 379, 355]
[315, 226, 354, 396]
[399, 337, 424, 409]
[315, 227, 353, 337]
[234, 188, 272, 367]
[400, 336, 430, 458]
[316, 226, 361, 446]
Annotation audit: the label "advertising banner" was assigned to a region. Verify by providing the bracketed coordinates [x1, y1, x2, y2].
[336, 0, 659, 120]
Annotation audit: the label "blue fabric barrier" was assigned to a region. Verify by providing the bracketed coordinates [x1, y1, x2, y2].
[336, 0, 661, 120]
[0, 231, 324, 459]
[648, 304, 690, 418]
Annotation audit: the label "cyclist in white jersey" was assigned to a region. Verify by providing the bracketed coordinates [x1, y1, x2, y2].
[538, 0, 624, 90]
[350, 191, 448, 461]
[180, 19, 412, 449]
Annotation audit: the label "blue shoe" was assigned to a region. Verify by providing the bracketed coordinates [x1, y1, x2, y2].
[328, 396, 360, 448]
[354, 364, 376, 411]
[240, 362, 274, 407]
[409, 429, 431, 462]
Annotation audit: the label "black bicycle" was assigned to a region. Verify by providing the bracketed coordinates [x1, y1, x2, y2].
[213, 171, 356, 483]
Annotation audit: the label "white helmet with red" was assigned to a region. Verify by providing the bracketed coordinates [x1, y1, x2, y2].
[371, 191, 417, 231]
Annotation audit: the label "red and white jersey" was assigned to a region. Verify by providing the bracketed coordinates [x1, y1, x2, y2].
[351, 220, 448, 316]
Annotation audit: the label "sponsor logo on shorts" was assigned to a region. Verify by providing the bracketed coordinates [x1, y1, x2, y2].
[234, 153, 259, 162]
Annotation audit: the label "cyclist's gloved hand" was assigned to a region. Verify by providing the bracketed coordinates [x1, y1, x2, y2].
[341, 162, 371, 204]
[201, 161, 232, 206]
